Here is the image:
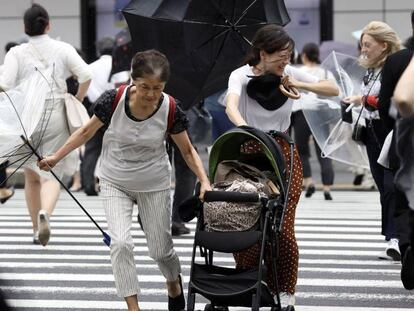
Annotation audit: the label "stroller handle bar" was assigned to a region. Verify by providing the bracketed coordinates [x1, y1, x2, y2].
[204, 191, 262, 203]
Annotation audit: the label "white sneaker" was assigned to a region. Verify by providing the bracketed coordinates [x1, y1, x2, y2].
[38, 210, 50, 246]
[33, 230, 40, 245]
[278, 292, 295, 307]
[385, 238, 401, 261]
[378, 250, 392, 260]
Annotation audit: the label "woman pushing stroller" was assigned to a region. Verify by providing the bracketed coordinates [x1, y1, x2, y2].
[225, 24, 339, 307]
[38, 49, 211, 311]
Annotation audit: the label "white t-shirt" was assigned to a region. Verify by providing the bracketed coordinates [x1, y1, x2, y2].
[86, 55, 114, 103]
[227, 64, 319, 132]
[360, 68, 382, 120]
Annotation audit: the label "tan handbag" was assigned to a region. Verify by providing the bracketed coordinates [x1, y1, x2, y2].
[64, 93, 90, 134]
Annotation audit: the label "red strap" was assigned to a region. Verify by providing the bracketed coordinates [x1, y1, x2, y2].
[167, 95, 176, 132]
[112, 84, 127, 112]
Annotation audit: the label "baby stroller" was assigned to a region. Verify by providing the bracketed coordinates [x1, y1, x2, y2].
[186, 126, 295, 311]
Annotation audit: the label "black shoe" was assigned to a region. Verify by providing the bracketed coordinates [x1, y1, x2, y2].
[0, 187, 14, 204]
[172, 222, 190, 236]
[353, 174, 364, 185]
[305, 185, 315, 198]
[324, 191, 333, 200]
[401, 246, 414, 290]
[84, 186, 98, 196]
[168, 275, 185, 311]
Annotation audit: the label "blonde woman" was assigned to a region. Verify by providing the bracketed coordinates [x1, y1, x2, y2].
[344, 21, 401, 261]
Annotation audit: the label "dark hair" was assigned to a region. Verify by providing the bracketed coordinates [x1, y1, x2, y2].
[301, 42, 321, 64]
[96, 37, 114, 57]
[24, 4, 49, 36]
[131, 49, 170, 82]
[5, 42, 18, 53]
[246, 24, 294, 66]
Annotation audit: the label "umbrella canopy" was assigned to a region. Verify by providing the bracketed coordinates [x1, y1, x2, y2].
[122, 0, 290, 109]
[298, 52, 369, 169]
[0, 67, 53, 166]
[319, 40, 359, 63]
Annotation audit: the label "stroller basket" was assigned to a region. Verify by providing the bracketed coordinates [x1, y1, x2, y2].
[195, 231, 262, 253]
[191, 264, 274, 307]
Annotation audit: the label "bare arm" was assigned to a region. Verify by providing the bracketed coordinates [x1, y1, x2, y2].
[75, 79, 91, 102]
[170, 131, 211, 199]
[394, 55, 414, 117]
[289, 77, 340, 97]
[38, 116, 104, 171]
[225, 92, 248, 126]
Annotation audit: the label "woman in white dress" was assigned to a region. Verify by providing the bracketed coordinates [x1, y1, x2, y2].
[0, 4, 91, 246]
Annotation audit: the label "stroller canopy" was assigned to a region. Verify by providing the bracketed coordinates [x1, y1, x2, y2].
[208, 126, 286, 196]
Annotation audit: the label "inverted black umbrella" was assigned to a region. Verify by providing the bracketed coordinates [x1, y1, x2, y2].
[122, 0, 290, 109]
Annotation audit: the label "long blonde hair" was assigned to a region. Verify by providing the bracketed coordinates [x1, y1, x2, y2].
[359, 21, 401, 68]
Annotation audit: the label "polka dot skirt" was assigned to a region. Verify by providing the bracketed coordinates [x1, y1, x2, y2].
[233, 135, 303, 295]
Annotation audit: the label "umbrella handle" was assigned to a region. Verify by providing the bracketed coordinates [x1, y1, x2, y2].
[279, 84, 301, 100]
[19, 135, 111, 247]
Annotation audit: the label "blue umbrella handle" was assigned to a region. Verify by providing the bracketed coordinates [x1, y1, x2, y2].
[103, 232, 111, 247]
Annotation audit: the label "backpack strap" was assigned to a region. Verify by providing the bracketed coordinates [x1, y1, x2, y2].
[112, 84, 127, 113]
[167, 95, 176, 132]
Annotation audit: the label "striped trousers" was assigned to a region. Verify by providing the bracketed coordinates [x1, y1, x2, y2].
[100, 181, 181, 297]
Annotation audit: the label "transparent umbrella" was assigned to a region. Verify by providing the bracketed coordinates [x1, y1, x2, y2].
[0, 66, 111, 246]
[299, 51, 369, 168]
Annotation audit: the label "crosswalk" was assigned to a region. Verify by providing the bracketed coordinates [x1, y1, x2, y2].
[0, 190, 413, 310]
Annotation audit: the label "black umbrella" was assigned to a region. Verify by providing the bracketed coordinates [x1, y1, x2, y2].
[122, 0, 290, 109]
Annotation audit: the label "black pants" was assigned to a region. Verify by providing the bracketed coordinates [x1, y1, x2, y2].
[394, 186, 412, 259]
[292, 111, 334, 185]
[365, 120, 396, 240]
[80, 129, 104, 191]
[0, 161, 8, 188]
[167, 139, 197, 223]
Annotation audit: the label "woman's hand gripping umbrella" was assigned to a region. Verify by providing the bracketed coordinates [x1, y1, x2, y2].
[299, 51, 370, 169]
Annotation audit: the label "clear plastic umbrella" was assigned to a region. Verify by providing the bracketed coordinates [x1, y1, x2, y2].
[0, 67, 53, 166]
[0, 66, 111, 246]
[298, 51, 370, 169]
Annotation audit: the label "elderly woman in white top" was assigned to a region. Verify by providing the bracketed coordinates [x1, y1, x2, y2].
[226, 24, 338, 308]
[0, 4, 91, 246]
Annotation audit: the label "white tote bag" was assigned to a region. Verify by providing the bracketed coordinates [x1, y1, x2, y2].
[64, 93, 90, 134]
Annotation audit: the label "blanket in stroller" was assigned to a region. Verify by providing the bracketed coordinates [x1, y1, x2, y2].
[204, 160, 279, 232]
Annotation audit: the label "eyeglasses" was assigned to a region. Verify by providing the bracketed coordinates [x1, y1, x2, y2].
[266, 52, 292, 63]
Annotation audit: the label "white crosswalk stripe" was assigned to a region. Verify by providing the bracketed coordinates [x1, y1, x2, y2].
[0, 190, 413, 310]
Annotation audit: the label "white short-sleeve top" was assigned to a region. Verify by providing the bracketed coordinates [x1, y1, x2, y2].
[227, 64, 319, 132]
[0, 34, 91, 97]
